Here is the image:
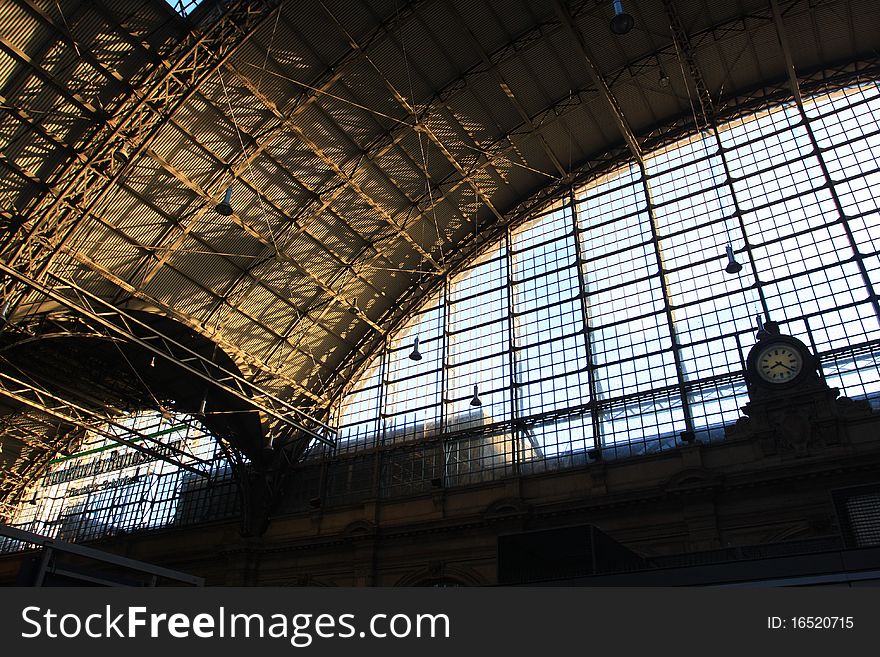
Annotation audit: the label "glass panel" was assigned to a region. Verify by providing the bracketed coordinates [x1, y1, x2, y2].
[165, 0, 203, 16]
[4, 412, 235, 549]
[325, 78, 880, 492]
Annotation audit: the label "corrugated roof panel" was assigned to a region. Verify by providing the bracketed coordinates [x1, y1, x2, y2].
[450, 0, 511, 62]
[290, 1, 353, 71]
[394, 124, 456, 182]
[298, 98, 364, 166]
[168, 248, 244, 293]
[6, 129, 59, 174]
[352, 165, 412, 214]
[1, 4, 45, 53]
[327, 192, 387, 236]
[234, 281, 278, 318]
[370, 147, 425, 200]
[456, 78, 523, 143]
[310, 218, 366, 264]
[145, 266, 218, 308]
[319, 85, 386, 153]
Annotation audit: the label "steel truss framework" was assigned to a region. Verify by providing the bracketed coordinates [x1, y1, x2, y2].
[328, 66, 880, 504]
[0, 0, 876, 517]
[0, 259, 334, 446]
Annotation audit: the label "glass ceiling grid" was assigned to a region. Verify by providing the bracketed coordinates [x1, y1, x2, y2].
[328, 78, 880, 496]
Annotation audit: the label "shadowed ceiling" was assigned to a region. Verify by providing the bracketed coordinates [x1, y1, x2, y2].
[0, 0, 878, 506]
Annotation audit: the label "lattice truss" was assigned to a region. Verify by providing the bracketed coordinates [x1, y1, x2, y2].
[0, 0, 877, 509]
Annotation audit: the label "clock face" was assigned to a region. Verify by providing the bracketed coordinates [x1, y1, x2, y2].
[755, 343, 804, 383]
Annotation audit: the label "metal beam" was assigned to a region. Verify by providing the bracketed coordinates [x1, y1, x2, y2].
[0, 36, 103, 119]
[0, 524, 204, 585]
[0, 416, 81, 515]
[0, 260, 336, 446]
[56, 244, 330, 407]
[661, 0, 716, 126]
[0, 368, 210, 477]
[551, 0, 643, 163]
[769, 0, 805, 107]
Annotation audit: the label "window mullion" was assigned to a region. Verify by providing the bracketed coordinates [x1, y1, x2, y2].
[569, 189, 602, 448]
[791, 103, 880, 323]
[640, 165, 696, 441]
[502, 230, 520, 474]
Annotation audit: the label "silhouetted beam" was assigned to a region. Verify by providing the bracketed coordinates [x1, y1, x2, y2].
[551, 0, 643, 163]
[0, 260, 335, 446]
[0, 370, 209, 477]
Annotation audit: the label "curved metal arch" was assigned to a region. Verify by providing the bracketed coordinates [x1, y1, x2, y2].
[322, 54, 880, 414]
[0, 0, 874, 489]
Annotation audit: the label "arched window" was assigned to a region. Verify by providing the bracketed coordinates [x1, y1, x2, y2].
[332, 78, 880, 479]
[3, 410, 237, 550]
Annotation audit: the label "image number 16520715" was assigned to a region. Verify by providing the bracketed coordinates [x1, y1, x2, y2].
[767, 617, 854, 630]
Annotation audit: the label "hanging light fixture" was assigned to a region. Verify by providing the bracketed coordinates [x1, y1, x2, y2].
[198, 392, 208, 415]
[724, 244, 743, 275]
[470, 384, 482, 407]
[409, 336, 423, 361]
[149, 355, 156, 368]
[114, 148, 129, 168]
[215, 186, 234, 216]
[609, 0, 634, 35]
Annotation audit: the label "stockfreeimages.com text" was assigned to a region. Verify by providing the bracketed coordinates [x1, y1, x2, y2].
[21, 606, 451, 646]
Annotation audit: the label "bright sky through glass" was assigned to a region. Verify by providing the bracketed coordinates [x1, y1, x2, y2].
[164, 0, 202, 16]
[336, 80, 880, 471]
[4, 411, 228, 547]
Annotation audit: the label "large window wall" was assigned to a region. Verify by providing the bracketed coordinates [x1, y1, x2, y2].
[2, 411, 238, 551]
[325, 78, 880, 492]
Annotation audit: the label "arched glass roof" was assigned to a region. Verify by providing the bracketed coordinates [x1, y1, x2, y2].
[2, 0, 879, 514]
[329, 78, 880, 475]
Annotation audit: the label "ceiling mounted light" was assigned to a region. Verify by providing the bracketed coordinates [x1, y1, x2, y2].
[215, 186, 234, 216]
[114, 149, 129, 168]
[724, 244, 743, 275]
[609, 0, 634, 35]
[470, 384, 482, 407]
[659, 72, 670, 88]
[409, 336, 423, 361]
